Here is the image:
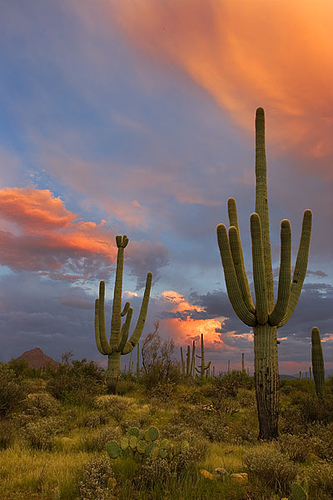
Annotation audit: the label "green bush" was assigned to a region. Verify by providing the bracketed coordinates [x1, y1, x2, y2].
[46, 359, 105, 406]
[79, 456, 115, 500]
[243, 444, 297, 495]
[0, 418, 16, 449]
[278, 433, 311, 462]
[0, 364, 27, 418]
[95, 395, 131, 422]
[79, 427, 122, 453]
[24, 392, 61, 418]
[24, 416, 65, 450]
[307, 462, 333, 499]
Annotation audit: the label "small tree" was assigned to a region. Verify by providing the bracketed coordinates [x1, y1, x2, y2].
[141, 322, 179, 389]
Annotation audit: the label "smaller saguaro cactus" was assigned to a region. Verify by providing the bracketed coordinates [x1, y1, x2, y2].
[241, 353, 245, 373]
[180, 341, 196, 377]
[195, 334, 211, 379]
[311, 326, 325, 398]
[95, 235, 152, 394]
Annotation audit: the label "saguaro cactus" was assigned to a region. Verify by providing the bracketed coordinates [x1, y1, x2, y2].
[95, 235, 152, 394]
[196, 334, 211, 379]
[180, 340, 196, 377]
[311, 326, 325, 398]
[217, 108, 312, 440]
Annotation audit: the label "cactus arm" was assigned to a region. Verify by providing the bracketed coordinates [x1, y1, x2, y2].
[118, 307, 133, 353]
[269, 219, 292, 326]
[217, 223, 257, 326]
[250, 213, 268, 325]
[97, 280, 112, 354]
[255, 108, 274, 308]
[95, 298, 108, 355]
[229, 226, 256, 313]
[121, 301, 130, 317]
[228, 198, 255, 313]
[278, 209, 312, 327]
[110, 236, 128, 349]
[122, 271, 152, 354]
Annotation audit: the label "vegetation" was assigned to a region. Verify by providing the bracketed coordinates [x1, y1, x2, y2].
[216, 108, 312, 440]
[0, 355, 332, 499]
[95, 234, 152, 394]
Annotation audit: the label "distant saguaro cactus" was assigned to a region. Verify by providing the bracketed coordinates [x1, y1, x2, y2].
[217, 108, 312, 440]
[311, 326, 325, 398]
[195, 334, 211, 379]
[95, 235, 152, 394]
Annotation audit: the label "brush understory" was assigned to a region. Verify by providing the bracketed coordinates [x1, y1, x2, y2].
[1, 364, 333, 499]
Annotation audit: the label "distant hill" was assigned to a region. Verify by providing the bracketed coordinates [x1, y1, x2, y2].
[17, 347, 59, 369]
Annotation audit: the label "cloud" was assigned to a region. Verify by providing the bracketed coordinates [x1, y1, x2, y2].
[0, 187, 116, 279]
[127, 239, 169, 289]
[110, 0, 333, 179]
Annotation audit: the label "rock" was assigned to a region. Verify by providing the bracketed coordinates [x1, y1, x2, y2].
[215, 467, 228, 476]
[230, 473, 248, 484]
[199, 469, 215, 480]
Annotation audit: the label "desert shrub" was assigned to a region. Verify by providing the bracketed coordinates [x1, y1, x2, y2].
[173, 404, 228, 443]
[0, 364, 27, 418]
[237, 388, 257, 408]
[228, 413, 258, 444]
[305, 422, 333, 460]
[162, 424, 208, 462]
[95, 395, 131, 422]
[79, 456, 115, 500]
[210, 371, 254, 399]
[79, 426, 122, 452]
[7, 358, 33, 378]
[141, 322, 181, 391]
[307, 461, 333, 499]
[46, 358, 105, 406]
[243, 444, 297, 495]
[284, 391, 333, 426]
[140, 457, 173, 486]
[278, 433, 311, 462]
[0, 418, 16, 449]
[116, 379, 140, 396]
[23, 392, 61, 418]
[82, 410, 109, 428]
[280, 378, 314, 396]
[23, 377, 47, 394]
[24, 415, 65, 450]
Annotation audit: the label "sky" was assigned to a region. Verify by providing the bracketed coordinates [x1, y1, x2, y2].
[0, 0, 332, 375]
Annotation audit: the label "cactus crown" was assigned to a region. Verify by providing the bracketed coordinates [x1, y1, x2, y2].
[217, 108, 312, 328]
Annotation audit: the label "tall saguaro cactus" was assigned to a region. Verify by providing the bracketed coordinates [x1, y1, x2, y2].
[95, 235, 152, 394]
[217, 108, 312, 440]
[311, 326, 325, 398]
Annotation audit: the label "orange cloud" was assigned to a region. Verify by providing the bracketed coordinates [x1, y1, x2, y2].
[159, 290, 225, 347]
[0, 187, 116, 278]
[110, 0, 333, 178]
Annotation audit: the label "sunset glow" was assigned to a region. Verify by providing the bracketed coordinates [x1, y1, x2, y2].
[0, 1, 331, 374]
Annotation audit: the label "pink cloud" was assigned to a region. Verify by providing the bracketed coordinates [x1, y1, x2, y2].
[109, 0, 333, 179]
[0, 187, 116, 278]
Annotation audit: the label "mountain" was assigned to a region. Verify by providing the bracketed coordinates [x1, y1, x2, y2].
[17, 347, 59, 369]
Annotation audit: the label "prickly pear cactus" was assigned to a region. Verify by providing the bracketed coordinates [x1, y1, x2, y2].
[106, 426, 189, 463]
[291, 480, 308, 500]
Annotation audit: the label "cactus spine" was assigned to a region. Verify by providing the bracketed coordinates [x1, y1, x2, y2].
[195, 334, 211, 379]
[217, 108, 312, 440]
[95, 235, 152, 393]
[311, 326, 324, 398]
